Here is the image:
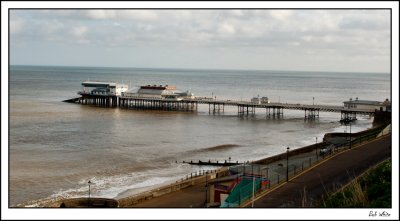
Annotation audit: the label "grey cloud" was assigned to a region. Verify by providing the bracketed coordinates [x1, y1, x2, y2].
[339, 17, 389, 30]
[9, 9, 391, 72]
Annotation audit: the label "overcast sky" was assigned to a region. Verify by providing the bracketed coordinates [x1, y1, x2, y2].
[9, 9, 391, 73]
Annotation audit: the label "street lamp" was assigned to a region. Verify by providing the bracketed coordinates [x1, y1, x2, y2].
[286, 147, 290, 182]
[88, 180, 92, 207]
[349, 122, 352, 149]
[205, 171, 208, 208]
[315, 137, 318, 161]
[313, 97, 315, 105]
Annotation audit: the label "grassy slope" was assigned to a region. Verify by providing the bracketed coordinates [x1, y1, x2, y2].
[320, 159, 391, 208]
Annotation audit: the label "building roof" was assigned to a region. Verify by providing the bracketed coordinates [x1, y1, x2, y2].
[137, 89, 164, 95]
[82, 81, 116, 86]
[82, 81, 128, 88]
[208, 175, 239, 184]
[343, 100, 383, 105]
[135, 85, 178, 96]
[140, 85, 177, 90]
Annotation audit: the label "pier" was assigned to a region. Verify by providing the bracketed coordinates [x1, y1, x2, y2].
[119, 96, 198, 111]
[64, 82, 389, 122]
[66, 95, 377, 121]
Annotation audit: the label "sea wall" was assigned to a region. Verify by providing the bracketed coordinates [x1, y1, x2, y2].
[323, 123, 388, 142]
[254, 141, 329, 165]
[373, 110, 391, 127]
[49, 197, 118, 208]
[118, 169, 230, 207]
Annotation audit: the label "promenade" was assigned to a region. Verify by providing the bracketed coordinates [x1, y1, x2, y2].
[245, 133, 391, 207]
[123, 133, 391, 208]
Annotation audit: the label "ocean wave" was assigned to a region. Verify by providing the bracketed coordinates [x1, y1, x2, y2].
[19, 166, 190, 207]
[196, 144, 240, 152]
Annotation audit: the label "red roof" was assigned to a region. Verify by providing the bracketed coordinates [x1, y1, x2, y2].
[140, 85, 176, 90]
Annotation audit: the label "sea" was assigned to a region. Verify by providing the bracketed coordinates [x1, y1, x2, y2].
[8, 65, 391, 207]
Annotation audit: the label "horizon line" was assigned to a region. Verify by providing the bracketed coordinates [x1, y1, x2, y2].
[9, 64, 390, 75]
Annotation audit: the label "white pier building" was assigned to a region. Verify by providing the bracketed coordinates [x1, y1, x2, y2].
[79, 81, 128, 96]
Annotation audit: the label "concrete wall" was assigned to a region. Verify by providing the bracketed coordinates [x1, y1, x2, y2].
[49, 198, 118, 208]
[254, 141, 328, 165]
[118, 169, 229, 207]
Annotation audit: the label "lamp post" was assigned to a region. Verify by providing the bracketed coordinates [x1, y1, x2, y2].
[315, 137, 318, 161]
[88, 180, 92, 207]
[243, 161, 246, 176]
[205, 171, 208, 208]
[251, 174, 256, 208]
[286, 147, 290, 182]
[313, 97, 315, 105]
[349, 122, 352, 149]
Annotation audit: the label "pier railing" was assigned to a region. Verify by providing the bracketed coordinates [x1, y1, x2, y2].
[71, 94, 376, 120]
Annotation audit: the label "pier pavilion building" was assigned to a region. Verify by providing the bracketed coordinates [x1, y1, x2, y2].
[74, 81, 128, 108]
[343, 98, 391, 112]
[122, 85, 195, 99]
[79, 81, 128, 96]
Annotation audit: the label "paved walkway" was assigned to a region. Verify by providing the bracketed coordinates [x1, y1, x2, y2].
[244, 134, 392, 207]
[130, 182, 207, 208]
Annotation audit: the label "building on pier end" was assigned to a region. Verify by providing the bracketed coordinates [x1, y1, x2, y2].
[76, 81, 128, 107]
[343, 97, 391, 112]
[122, 85, 195, 100]
[78, 81, 128, 96]
[251, 95, 270, 104]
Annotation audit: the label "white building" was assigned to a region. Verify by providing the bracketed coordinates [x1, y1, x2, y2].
[251, 97, 261, 104]
[251, 96, 270, 104]
[122, 85, 195, 99]
[79, 81, 128, 96]
[343, 98, 391, 112]
[260, 97, 270, 104]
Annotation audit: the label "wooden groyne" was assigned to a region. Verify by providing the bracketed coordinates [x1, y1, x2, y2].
[182, 160, 240, 167]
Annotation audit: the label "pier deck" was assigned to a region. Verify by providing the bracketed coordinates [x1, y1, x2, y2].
[68, 95, 376, 121]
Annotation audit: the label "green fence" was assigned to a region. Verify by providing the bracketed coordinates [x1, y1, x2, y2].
[221, 176, 265, 208]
